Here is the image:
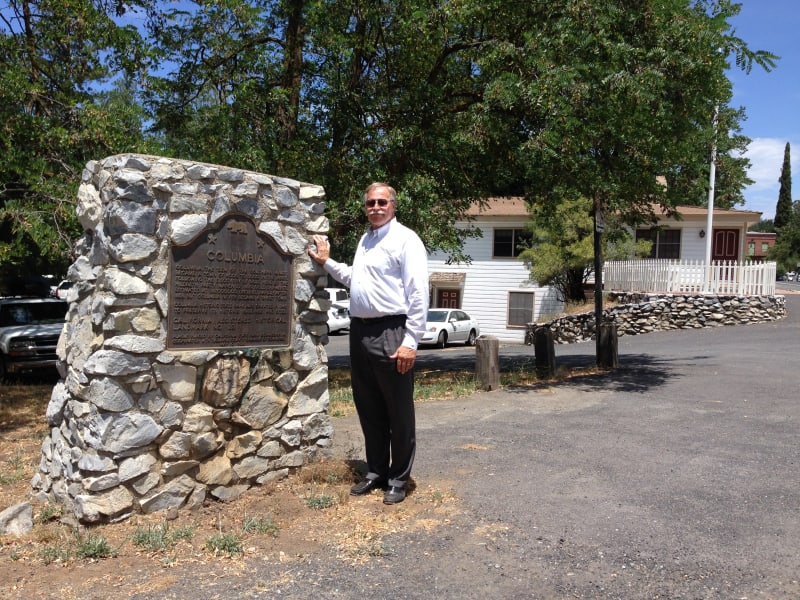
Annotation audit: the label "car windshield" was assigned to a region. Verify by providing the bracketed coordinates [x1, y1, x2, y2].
[427, 311, 448, 322]
[0, 302, 67, 326]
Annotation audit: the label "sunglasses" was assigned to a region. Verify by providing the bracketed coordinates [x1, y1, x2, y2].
[365, 199, 391, 208]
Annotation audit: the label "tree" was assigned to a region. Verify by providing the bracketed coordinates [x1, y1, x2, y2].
[774, 142, 792, 229]
[769, 201, 800, 273]
[143, 1, 502, 261]
[0, 0, 153, 278]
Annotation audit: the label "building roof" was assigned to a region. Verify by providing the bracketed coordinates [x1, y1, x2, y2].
[464, 197, 528, 217]
[464, 197, 762, 221]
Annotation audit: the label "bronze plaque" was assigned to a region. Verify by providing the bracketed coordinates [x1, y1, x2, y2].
[168, 215, 293, 349]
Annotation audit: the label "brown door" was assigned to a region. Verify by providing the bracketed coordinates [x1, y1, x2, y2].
[437, 289, 460, 308]
[712, 229, 739, 262]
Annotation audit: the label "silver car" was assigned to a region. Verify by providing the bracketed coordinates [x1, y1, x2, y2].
[420, 309, 480, 348]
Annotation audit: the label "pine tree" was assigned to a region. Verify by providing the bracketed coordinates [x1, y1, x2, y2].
[775, 143, 793, 229]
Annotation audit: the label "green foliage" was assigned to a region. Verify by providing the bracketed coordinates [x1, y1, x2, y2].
[242, 514, 279, 536]
[304, 493, 337, 510]
[775, 143, 793, 229]
[0, 0, 155, 276]
[74, 531, 115, 559]
[0, 0, 777, 274]
[131, 523, 195, 551]
[750, 219, 775, 233]
[769, 201, 800, 272]
[205, 532, 243, 556]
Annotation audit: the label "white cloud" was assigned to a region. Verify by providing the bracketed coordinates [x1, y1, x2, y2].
[739, 137, 800, 220]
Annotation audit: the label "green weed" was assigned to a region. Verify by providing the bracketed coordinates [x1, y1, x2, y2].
[205, 532, 242, 556]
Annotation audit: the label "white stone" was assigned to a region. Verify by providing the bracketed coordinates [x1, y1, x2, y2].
[170, 213, 208, 244]
[105, 334, 165, 354]
[0, 502, 33, 536]
[103, 267, 150, 295]
[154, 363, 197, 401]
[109, 233, 159, 262]
[84, 349, 151, 376]
[183, 403, 215, 433]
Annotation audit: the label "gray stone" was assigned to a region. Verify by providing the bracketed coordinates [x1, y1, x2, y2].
[159, 401, 184, 428]
[46, 381, 70, 426]
[78, 451, 116, 473]
[118, 453, 157, 482]
[201, 356, 250, 407]
[257, 440, 282, 458]
[197, 454, 235, 485]
[74, 486, 134, 523]
[159, 431, 194, 460]
[139, 474, 196, 514]
[84, 473, 121, 492]
[191, 432, 221, 459]
[288, 365, 329, 417]
[232, 455, 271, 479]
[161, 460, 199, 477]
[103, 267, 150, 295]
[237, 383, 288, 429]
[84, 377, 134, 412]
[0, 502, 33, 536]
[131, 471, 160, 495]
[98, 413, 163, 455]
[210, 484, 250, 502]
[226, 431, 263, 459]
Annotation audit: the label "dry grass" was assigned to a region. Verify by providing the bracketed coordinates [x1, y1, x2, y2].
[0, 373, 471, 597]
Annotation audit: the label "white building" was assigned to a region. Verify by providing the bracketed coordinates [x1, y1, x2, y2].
[426, 198, 562, 343]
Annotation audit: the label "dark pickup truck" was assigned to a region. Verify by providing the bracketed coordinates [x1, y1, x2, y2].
[0, 297, 67, 378]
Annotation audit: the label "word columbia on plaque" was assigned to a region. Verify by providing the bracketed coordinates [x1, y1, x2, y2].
[168, 215, 293, 349]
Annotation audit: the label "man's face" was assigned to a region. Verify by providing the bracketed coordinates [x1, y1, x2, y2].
[365, 186, 395, 229]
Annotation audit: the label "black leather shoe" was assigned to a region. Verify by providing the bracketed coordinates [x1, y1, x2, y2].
[383, 485, 406, 504]
[350, 478, 386, 496]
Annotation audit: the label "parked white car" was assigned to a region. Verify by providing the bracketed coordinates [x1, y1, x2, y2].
[327, 302, 351, 334]
[325, 287, 350, 308]
[420, 309, 480, 348]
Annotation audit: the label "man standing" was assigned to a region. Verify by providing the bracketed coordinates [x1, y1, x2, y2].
[309, 182, 429, 504]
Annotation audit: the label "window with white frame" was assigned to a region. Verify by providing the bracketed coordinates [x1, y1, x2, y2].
[635, 228, 681, 259]
[507, 291, 535, 327]
[493, 228, 532, 258]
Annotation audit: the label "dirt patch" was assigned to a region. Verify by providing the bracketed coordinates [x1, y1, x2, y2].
[0, 382, 461, 599]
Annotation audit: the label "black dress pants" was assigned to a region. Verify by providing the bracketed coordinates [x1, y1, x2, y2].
[349, 315, 416, 488]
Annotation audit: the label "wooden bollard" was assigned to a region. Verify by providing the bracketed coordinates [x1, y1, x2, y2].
[597, 322, 619, 369]
[534, 327, 556, 379]
[475, 336, 500, 391]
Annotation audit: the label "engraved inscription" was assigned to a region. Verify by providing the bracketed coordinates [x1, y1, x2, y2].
[168, 215, 293, 349]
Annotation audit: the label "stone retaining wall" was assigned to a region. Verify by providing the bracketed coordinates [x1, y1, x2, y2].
[531, 293, 786, 344]
[32, 154, 334, 523]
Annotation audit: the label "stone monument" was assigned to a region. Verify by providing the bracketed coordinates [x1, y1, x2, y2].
[32, 154, 334, 523]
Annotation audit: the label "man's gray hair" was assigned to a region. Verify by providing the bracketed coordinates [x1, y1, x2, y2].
[363, 182, 397, 204]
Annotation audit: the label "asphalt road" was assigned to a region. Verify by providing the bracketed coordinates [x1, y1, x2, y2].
[144, 292, 799, 599]
[315, 293, 800, 598]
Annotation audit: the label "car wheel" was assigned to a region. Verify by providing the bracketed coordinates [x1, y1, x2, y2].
[465, 329, 477, 346]
[0, 355, 6, 382]
[436, 331, 448, 349]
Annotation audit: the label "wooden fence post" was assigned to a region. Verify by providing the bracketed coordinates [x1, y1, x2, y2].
[534, 326, 556, 379]
[597, 322, 619, 369]
[475, 336, 500, 391]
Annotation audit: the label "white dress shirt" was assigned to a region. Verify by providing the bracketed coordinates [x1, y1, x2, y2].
[323, 218, 429, 349]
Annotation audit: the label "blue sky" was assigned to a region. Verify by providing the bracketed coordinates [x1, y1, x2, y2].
[728, 0, 800, 220]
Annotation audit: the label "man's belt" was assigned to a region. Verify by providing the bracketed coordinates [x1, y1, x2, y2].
[351, 314, 407, 324]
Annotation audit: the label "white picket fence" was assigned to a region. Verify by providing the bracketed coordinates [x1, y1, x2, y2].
[604, 260, 777, 296]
